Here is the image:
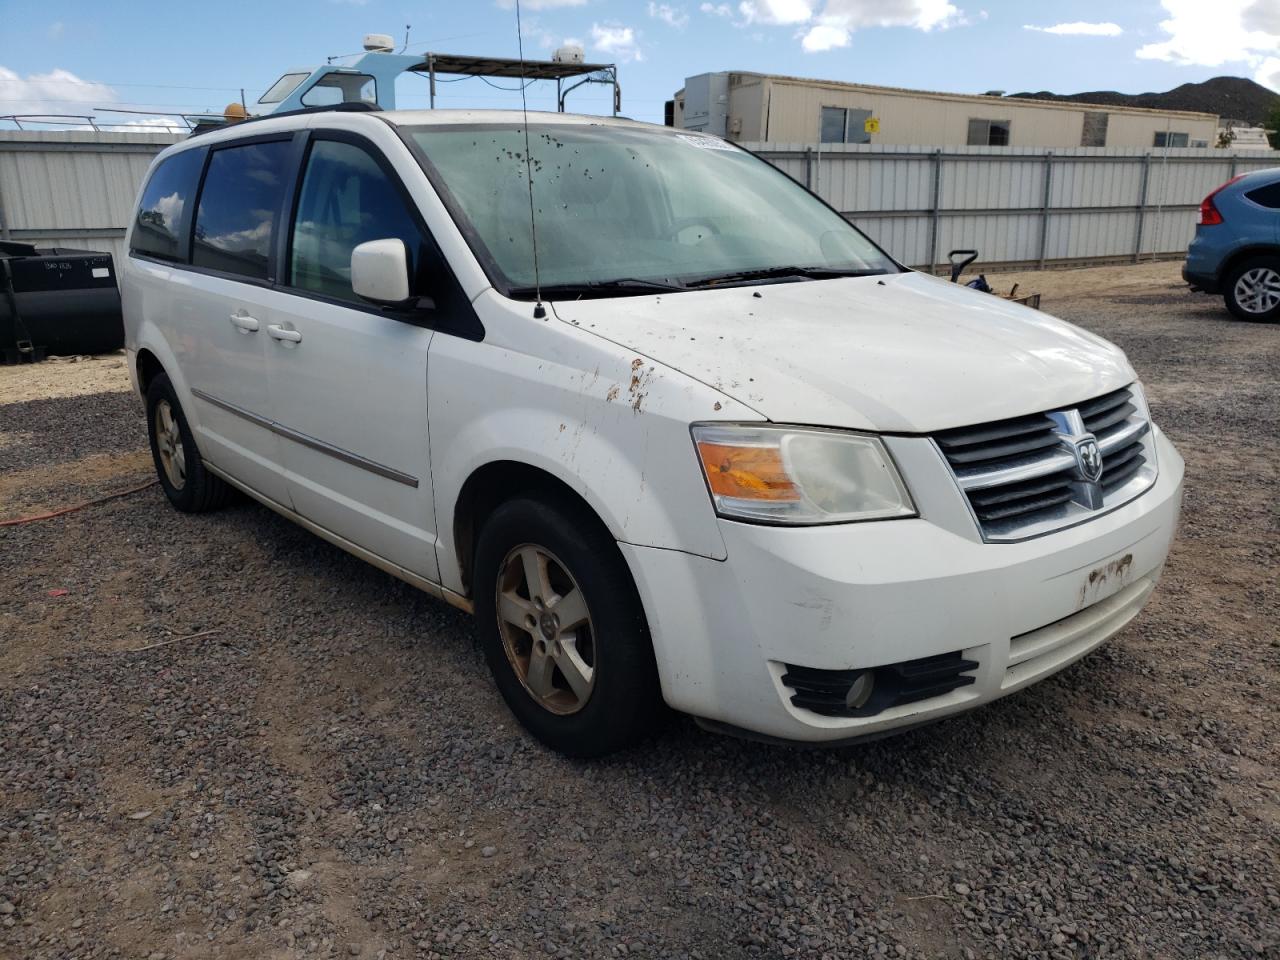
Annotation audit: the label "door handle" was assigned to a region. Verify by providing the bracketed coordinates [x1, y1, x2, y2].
[267, 324, 302, 344]
[229, 313, 259, 333]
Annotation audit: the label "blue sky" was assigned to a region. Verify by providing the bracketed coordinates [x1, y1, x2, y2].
[1, 0, 1277, 127]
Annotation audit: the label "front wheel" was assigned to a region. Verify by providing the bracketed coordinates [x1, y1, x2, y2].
[473, 494, 662, 757]
[1223, 256, 1280, 322]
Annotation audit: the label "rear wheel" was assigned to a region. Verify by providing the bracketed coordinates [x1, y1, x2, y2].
[1223, 256, 1280, 322]
[145, 373, 233, 512]
[473, 494, 662, 757]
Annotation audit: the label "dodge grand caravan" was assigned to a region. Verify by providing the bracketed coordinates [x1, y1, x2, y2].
[122, 105, 1184, 756]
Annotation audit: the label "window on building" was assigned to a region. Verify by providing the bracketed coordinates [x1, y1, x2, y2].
[289, 139, 431, 303]
[1153, 131, 1190, 148]
[819, 106, 872, 144]
[967, 118, 1011, 146]
[130, 149, 204, 262]
[1081, 111, 1109, 147]
[192, 140, 293, 281]
[820, 106, 847, 143]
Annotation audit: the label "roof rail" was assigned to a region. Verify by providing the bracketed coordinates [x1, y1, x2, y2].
[186, 101, 382, 139]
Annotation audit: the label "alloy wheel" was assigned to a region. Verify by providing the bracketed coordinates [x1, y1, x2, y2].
[1233, 266, 1280, 315]
[494, 543, 596, 715]
[153, 399, 186, 490]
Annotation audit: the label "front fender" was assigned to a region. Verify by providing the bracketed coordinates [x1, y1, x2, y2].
[428, 293, 761, 594]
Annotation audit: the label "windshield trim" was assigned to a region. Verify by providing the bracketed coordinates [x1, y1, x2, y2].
[389, 120, 903, 302]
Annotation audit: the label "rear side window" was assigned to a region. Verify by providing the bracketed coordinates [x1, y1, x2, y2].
[1245, 181, 1280, 209]
[192, 140, 293, 281]
[131, 150, 203, 262]
[289, 139, 428, 302]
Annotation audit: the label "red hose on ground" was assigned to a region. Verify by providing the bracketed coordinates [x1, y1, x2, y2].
[0, 479, 158, 527]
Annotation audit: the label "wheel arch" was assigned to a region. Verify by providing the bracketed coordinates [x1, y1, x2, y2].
[451, 460, 615, 597]
[135, 347, 165, 396]
[1218, 244, 1280, 285]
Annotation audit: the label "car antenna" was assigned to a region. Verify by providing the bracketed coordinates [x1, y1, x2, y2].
[514, 0, 546, 319]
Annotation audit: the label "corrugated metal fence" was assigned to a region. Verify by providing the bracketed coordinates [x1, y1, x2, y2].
[744, 142, 1280, 271]
[0, 131, 182, 264]
[2, 131, 1277, 273]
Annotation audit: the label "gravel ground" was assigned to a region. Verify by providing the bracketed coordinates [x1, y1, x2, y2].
[1, 263, 1277, 960]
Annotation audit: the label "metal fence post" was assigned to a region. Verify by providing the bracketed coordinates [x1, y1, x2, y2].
[927, 149, 942, 274]
[0, 143, 9, 241]
[1133, 153, 1152, 263]
[804, 148, 813, 190]
[1229, 153, 1238, 178]
[1037, 151, 1054, 270]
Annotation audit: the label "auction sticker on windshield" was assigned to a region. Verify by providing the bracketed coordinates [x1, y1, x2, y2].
[677, 134, 736, 151]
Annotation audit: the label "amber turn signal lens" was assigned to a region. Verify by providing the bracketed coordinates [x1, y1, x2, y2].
[695, 441, 800, 501]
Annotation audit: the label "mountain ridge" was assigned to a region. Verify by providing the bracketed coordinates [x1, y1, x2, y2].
[1007, 77, 1278, 125]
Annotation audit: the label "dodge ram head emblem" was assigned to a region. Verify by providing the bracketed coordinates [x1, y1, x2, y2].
[1074, 437, 1103, 483]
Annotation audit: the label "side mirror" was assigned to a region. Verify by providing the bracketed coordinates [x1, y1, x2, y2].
[351, 238, 412, 307]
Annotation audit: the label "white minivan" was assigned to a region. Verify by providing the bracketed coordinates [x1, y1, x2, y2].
[122, 104, 1184, 756]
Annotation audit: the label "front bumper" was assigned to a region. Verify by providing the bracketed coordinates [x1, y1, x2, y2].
[623, 427, 1184, 743]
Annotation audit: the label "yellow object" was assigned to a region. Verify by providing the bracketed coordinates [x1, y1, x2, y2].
[223, 102, 248, 123]
[864, 117, 880, 134]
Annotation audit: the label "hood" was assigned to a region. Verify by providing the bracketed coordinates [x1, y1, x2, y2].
[552, 271, 1134, 433]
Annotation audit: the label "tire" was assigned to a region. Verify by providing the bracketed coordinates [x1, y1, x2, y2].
[1223, 255, 1280, 322]
[473, 494, 662, 757]
[145, 372, 233, 513]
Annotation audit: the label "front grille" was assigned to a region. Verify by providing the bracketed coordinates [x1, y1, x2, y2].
[935, 385, 1157, 541]
[781, 651, 978, 718]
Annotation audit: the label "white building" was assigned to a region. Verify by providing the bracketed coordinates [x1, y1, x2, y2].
[669, 72, 1219, 150]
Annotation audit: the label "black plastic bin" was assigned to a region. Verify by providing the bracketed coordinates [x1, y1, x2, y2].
[0, 240, 124, 362]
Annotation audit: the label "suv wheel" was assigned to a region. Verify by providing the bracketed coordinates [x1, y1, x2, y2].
[145, 373, 233, 512]
[1224, 256, 1280, 322]
[473, 494, 662, 757]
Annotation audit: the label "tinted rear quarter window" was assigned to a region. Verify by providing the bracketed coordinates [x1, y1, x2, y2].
[131, 150, 204, 262]
[1244, 181, 1280, 209]
[192, 140, 293, 281]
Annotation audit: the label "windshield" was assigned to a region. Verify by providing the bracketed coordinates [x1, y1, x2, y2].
[407, 124, 898, 296]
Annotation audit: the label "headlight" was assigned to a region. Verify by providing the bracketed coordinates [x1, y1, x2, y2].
[691, 423, 916, 525]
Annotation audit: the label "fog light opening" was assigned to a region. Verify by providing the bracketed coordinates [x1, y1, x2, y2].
[845, 671, 875, 711]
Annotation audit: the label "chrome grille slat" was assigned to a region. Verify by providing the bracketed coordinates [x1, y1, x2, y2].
[1083, 402, 1136, 434]
[1095, 417, 1148, 451]
[935, 385, 1159, 542]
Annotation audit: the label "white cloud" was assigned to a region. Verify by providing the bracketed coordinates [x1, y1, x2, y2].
[701, 1, 733, 15]
[0, 66, 193, 131]
[1136, 0, 1280, 80]
[649, 2, 690, 28]
[1023, 21, 1123, 36]
[801, 22, 852, 49]
[590, 23, 644, 61]
[1255, 56, 1280, 91]
[794, 1, 964, 51]
[739, 0, 813, 25]
[0, 66, 118, 118]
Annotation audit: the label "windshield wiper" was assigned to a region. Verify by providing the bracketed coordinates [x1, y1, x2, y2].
[683, 266, 885, 288]
[509, 278, 687, 300]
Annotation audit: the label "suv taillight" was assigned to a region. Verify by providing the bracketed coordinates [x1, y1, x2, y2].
[1198, 174, 1246, 226]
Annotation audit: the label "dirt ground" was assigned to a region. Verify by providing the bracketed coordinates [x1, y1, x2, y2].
[0, 261, 1277, 960]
